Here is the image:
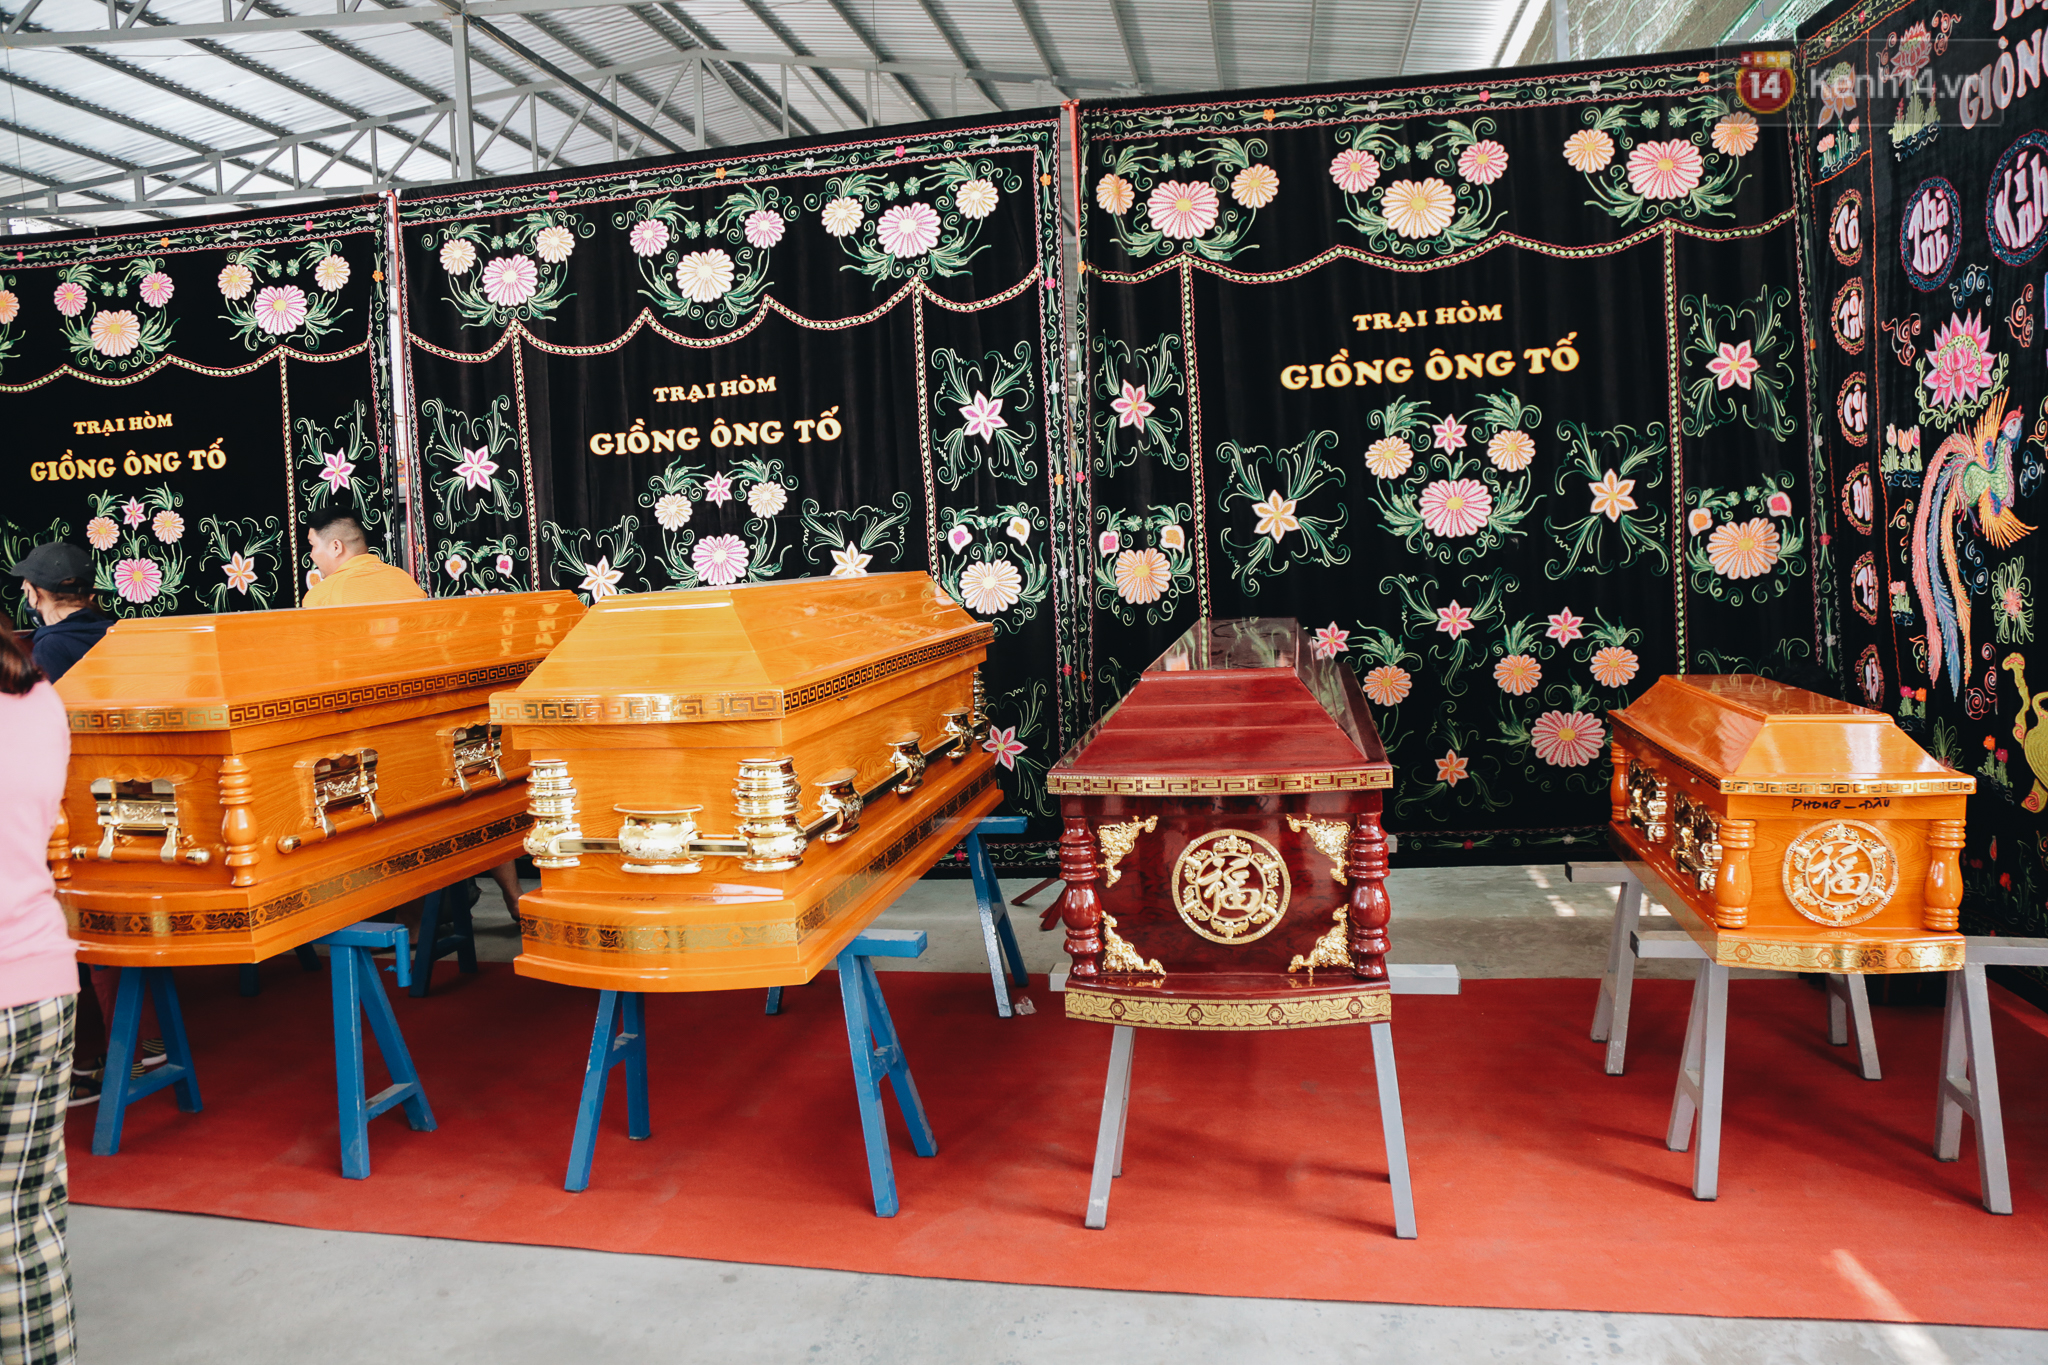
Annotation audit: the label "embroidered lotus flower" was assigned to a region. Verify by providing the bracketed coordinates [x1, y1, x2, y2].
[113, 557, 162, 603]
[746, 481, 787, 517]
[1546, 608, 1584, 643]
[53, 281, 88, 317]
[312, 255, 350, 291]
[85, 516, 118, 551]
[1230, 163, 1279, 208]
[1588, 470, 1637, 521]
[1435, 600, 1475, 638]
[1363, 665, 1412, 706]
[1688, 507, 1715, 535]
[1311, 624, 1349, 660]
[1626, 140, 1704, 200]
[496, 554, 515, 576]
[831, 545, 872, 577]
[0, 290, 18, 324]
[319, 450, 355, 493]
[1147, 181, 1220, 239]
[1159, 524, 1185, 551]
[444, 556, 466, 580]
[1111, 380, 1154, 428]
[960, 391, 1007, 441]
[1563, 129, 1616, 174]
[1532, 710, 1605, 767]
[692, 535, 750, 586]
[1707, 339, 1760, 390]
[1435, 750, 1470, 785]
[1365, 437, 1414, 479]
[1494, 653, 1541, 695]
[151, 510, 184, 543]
[703, 473, 733, 505]
[876, 202, 942, 257]
[1457, 140, 1509, 185]
[1711, 112, 1760, 157]
[743, 209, 786, 249]
[1706, 517, 1781, 579]
[89, 310, 142, 356]
[440, 238, 478, 274]
[1252, 490, 1299, 541]
[1590, 646, 1640, 688]
[982, 725, 1025, 770]
[1419, 479, 1492, 537]
[1096, 530, 1119, 556]
[1382, 179, 1457, 238]
[453, 445, 498, 491]
[955, 178, 1000, 220]
[1924, 312, 1997, 410]
[1431, 414, 1469, 454]
[628, 219, 671, 257]
[1113, 548, 1171, 604]
[674, 249, 735, 303]
[1766, 490, 1794, 518]
[959, 559, 1023, 614]
[653, 493, 691, 531]
[138, 271, 175, 307]
[223, 552, 258, 594]
[1007, 516, 1032, 544]
[1329, 149, 1382, 194]
[1096, 174, 1135, 215]
[579, 555, 624, 600]
[253, 285, 309, 334]
[1487, 429, 1535, 472]
[121, 498, 147, 527]
[533, 226, 576, 263]
[821, 197, 865, 237]
[949, 525, 975, 554]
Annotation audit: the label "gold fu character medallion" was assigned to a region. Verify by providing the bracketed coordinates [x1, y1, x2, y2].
[1782, 819, 1900, 927]
[1171, 829, 1291, 944]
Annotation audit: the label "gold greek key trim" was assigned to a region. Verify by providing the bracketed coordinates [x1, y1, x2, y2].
[491, 628, 992, 726]
[1065, 985, 1390, 1031]
[1711, 936, 1964, 974]
[1047, 768, 1391, 796]
[67, 813, 528, 937]
[70, 660, 542, 734]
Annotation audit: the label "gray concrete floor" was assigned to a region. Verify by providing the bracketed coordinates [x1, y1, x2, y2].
[71, 864, 2042, 1364]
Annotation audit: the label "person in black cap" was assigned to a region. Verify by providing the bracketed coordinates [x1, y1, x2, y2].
[6, 543, 111, 685]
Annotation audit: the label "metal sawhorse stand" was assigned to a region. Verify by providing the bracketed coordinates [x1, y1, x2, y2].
[1570, 861, 1879, 1078]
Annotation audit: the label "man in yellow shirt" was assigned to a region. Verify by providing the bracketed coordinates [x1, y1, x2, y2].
[302, 510, 428, 607]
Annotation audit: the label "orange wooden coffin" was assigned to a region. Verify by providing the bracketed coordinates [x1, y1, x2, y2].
[491, 572, 1001, 993]
[1608, 674, 1973, 973]
[52, 592, 584, 966]
[1047, 618, 1397, 1031]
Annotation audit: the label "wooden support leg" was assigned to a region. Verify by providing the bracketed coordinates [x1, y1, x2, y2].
[564, 989, 650, 1193]
[410, 889, 444, 1000]
[331, 944, 370, 1180]
[1665, 957, 1728, 1200]
[837, 932, 938, 1218]
[93, 966, 203, 1157]
[1934, 965, 2013, 1214]
[966, 832, 1030, 1017]
[1085, 1025, 1136, 1230]
[763, 987, 783, 1015]
[1824, 973, 1881, 1080]
[1592, 877, 1643, 1074]
[353, 950, 437, 1135]
[1371, 1020, 1418, 1240]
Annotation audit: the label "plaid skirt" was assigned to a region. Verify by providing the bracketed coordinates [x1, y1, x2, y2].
[0, 997, 74, 1365]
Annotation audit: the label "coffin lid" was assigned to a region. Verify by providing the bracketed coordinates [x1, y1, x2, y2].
[489, 573, 992, 726]
[57, 591, 585, 734]
[1047, 617, 1391, 796]
[1610, 674, 1974, 795]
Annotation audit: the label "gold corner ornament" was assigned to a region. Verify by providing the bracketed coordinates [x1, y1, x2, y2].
[1288, 906, 1353, 975]
[1095, 814, 1157, 889]
[1782, 819, 1900, 927]
[1171, 828, 1291, 945]
[1100, 911, 1163, 975]
[1285, 814, 1350, 884]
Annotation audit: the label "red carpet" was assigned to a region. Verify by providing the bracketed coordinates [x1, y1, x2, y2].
[67, 962, 2048, 1327]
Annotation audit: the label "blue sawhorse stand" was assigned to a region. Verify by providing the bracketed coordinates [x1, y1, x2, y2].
[92, 967, 202, 1157]
[566, 928, 938, 1216]
[410, 880, 481, 998]
[763, 815, 1030, 1018]
[313, 923, 437, 1179]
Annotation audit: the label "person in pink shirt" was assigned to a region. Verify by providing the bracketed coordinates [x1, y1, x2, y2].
[0, 628, 80, 1363]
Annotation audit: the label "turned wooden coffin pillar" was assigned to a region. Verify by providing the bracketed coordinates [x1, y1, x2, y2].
[1049, 618, 1395, 1030]
[1609, 674, 1974, 973]
[491, 572, 1002, 992]
[52, 592, 584, 966]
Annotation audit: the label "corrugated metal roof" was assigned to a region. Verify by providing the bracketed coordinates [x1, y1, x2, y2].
[0, 0, 1638, 228]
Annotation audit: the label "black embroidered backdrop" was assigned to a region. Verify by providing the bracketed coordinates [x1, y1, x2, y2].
[0, 200, 393, 627]
[1079, 53, 1822, 862]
